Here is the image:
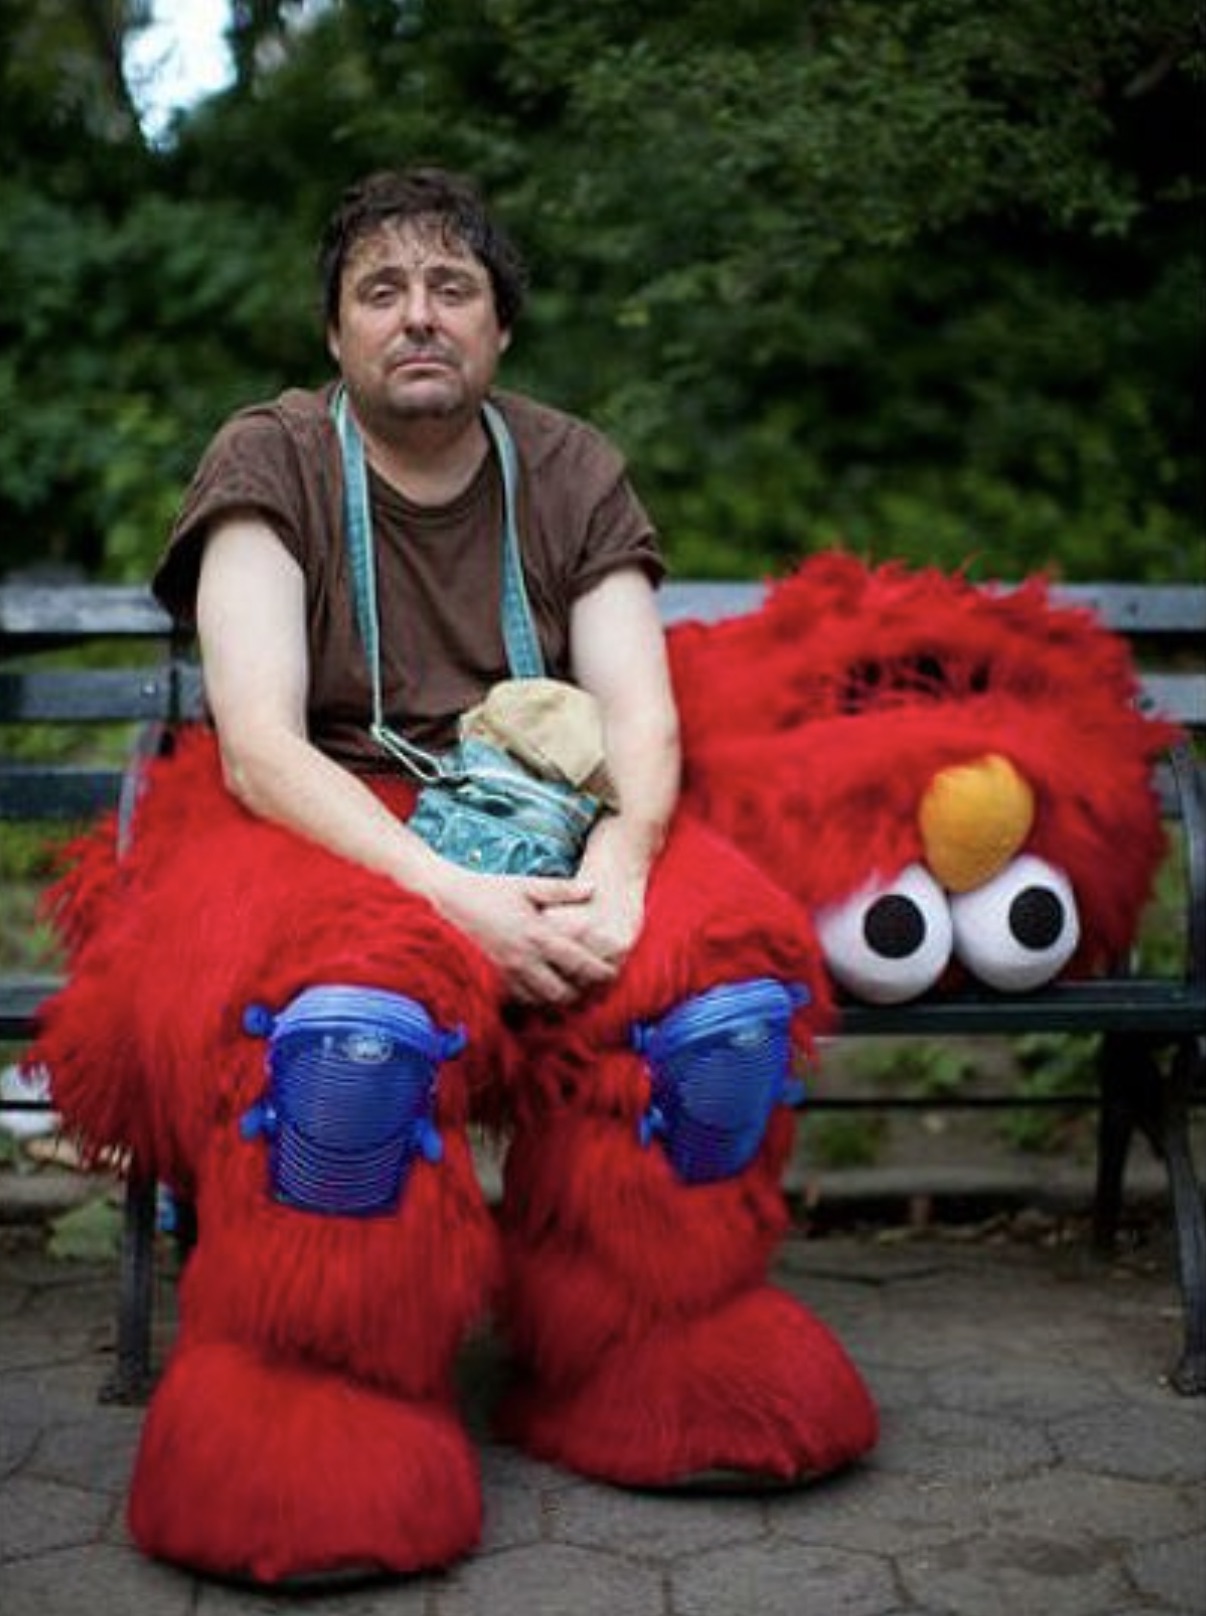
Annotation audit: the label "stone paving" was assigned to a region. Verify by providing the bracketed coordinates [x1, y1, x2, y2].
[2, 1197, 1204, 1616]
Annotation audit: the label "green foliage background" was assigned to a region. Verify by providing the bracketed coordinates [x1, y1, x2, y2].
[0, 0, 1201, 584]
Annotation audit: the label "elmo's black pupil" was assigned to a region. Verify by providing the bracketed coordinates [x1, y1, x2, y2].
[1010, 887, 1064, 951]
[864, 895, 926, 958]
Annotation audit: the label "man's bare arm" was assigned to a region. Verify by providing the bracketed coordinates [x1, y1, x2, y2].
[542, 566, 681, 966]
[197, 518, 609, 1002]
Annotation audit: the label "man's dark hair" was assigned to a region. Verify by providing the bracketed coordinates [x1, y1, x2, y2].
[319, 167, 527, 331]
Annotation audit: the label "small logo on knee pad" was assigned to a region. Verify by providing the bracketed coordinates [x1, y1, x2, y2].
[240, 985, 466, 1216]
[342, 1031, 394, 1064]
[633, 978, 807, 1185]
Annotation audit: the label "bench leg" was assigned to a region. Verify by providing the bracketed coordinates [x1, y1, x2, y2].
[1096, 1033, 1206, 1395]
[1160, 1042, 1206, 1394]
[1093, 1034, 1138, 1250]
[100, 1170, 159, 1405]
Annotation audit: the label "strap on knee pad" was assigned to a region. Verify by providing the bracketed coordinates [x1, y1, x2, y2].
[240, 985, 466, 1217]
[633, 978, 808, 1185]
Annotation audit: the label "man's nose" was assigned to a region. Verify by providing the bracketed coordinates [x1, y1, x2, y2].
[401, 286, 437, 330]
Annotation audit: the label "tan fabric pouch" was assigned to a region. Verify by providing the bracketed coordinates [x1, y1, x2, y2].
[460, 678, 618, 809]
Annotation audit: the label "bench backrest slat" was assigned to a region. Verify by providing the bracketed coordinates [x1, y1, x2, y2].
[0, 584, 172, 643]
[1051, 582, 1206, 637]
[0, 763, 126, 821]
[2, 657, 1198, 729]
[4, 578, 1204, 641]
[1140, 673, 1206, 730]
[0, 669, 181, 725]
[659, 579, 1206, 642]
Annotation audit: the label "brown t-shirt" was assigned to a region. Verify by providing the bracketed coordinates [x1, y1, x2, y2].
[153, 385, 664, 769]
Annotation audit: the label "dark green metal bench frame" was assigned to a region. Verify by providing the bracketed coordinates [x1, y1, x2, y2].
[3, 579, 1204, 1397]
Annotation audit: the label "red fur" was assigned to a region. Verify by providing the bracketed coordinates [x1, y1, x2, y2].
[495, 1087, 878, 1482]
[40, 811, 123, 959]
[500, 1111, 796, 1379]
[501, 1285, 878, 1485]
[669, 553, 1174, 975]
[183, 1124, 500, 1396]
[129, 1342, 481, 1582]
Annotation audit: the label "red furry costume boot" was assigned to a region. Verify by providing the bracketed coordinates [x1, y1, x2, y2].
[495, 816, 879, 1484]
[35, 731, 505, 1583]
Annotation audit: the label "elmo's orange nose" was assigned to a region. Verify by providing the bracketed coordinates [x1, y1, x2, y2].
[919, 753, 1035, 893]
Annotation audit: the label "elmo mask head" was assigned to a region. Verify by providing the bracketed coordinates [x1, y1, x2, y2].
[671, 554, 1177, 1004]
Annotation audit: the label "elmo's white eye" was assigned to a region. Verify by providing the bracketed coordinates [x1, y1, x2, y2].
[816, 863, 953, 1004]
[951, 855, 1080, 992]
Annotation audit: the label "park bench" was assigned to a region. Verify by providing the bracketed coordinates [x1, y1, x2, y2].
[2, 575, 1204, 1399]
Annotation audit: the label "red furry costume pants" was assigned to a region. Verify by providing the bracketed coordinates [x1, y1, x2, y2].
[34, 729, 877, 1583]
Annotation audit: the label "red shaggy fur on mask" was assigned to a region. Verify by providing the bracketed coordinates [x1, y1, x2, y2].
[668, 553, 1175, 972]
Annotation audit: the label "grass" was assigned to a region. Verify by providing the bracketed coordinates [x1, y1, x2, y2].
[805, 1111, 889, 1170]
[0, 824, 74, 974]
[1, 646, 140, 974]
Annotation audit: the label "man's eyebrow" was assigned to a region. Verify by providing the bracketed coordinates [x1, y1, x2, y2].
[353, 261, 485, 289]
[425, 262, 489, 286]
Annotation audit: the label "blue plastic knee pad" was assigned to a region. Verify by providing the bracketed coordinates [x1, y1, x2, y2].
[239, 985, 466, 1217]
[633, 978, 808, 1185]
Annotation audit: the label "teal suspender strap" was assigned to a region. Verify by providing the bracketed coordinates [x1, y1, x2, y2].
[332, 386, 381, 712]
[483, 398, 546, 681]
[331, 385, 544, 780]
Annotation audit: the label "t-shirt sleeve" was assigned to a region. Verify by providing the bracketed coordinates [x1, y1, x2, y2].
[518, 404, 663, 599]
[570, 467, 665, 599]
[151, 406, 314, 624]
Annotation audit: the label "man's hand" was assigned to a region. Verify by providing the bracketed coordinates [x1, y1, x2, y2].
[428, 866, 620, 1006]
[539, 813, 650, 977]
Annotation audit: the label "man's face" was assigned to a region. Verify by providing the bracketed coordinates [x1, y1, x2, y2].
[328, 216, 510, 427]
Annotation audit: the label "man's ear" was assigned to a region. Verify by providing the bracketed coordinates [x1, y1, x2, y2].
[326, 325, 341, 364]
[499, 327, 513, 355]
